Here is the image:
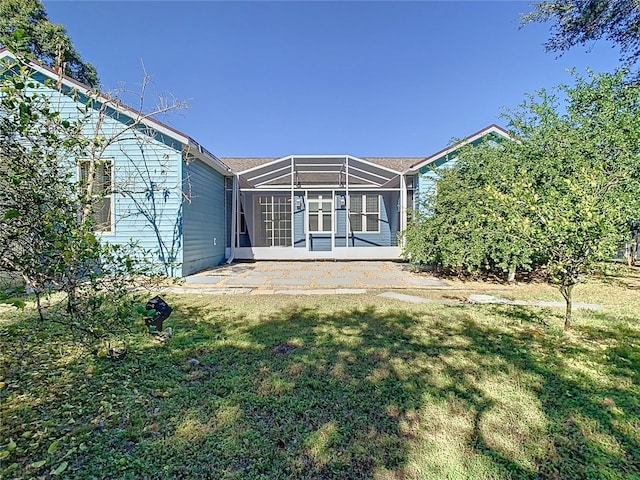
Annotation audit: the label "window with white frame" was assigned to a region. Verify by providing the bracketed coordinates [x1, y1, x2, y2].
[349, 194, 379, 233]
[308, 194, 332, 233]
[257, 195, 291, 247]
[79, 159, 113, 233]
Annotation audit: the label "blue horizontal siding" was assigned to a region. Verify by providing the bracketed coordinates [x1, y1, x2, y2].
[294, 194, 306, 248]
[346, 193, 394, 247]
[310, 235, 332, 251]
[182, 159, 227, 275]
[28, 74, 186, 276]
[335, 207, 347, 247]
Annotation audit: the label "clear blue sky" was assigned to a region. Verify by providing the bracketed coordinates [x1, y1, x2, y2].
[45, 1, 621, 158]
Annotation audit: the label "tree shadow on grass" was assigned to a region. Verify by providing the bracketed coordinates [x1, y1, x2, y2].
[126, 302, 639, 479]
[2, 299, 639, 479]
[476, 306, 640, 479]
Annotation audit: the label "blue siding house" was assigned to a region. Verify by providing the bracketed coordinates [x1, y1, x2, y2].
[221, 125, 510, 261]
[0, 48, 233, 277]
[3, 48, 512, 273]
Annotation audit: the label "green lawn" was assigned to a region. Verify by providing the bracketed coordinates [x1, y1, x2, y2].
[1, 274, 639, 479]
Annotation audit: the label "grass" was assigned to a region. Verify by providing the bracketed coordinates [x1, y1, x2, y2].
[1, 272, 639, 479]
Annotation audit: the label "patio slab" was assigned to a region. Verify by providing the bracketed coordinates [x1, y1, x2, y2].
[159, 287, 252, 294]
[184, 275, 226, 285]
[276, 289, 367, 295]
[359, 278, 405, 287]
[272, 278, 312, 286]
[467, 294, 602, 311]
[225, 277, 268, 286]
[316, 277, 357, 286]
[184, 261, 451, 291]
[404, 277, 450, 287]
[379, 292, 433, 304]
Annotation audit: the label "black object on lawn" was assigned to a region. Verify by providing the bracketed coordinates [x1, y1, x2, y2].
[145, 296, 172, 332]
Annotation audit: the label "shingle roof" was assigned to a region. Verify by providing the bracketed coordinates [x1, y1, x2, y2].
[220, 156, 423, 175]
[220, 158, 278, 173]
[361, 157, 424, 172]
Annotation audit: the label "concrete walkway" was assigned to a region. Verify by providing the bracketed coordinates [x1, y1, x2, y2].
[174, 261, 604, 311]
[184, 261, 449, 291]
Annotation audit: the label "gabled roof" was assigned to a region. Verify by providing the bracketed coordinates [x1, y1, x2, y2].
[221, 156, 422, 175]
[406, 124, 511, 172]
[228, 155, 404, 188]
[0, 48, 231, 176]
[361, 157, 423, 172]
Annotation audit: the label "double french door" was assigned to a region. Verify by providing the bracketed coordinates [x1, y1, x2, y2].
[257, 195, 291, 247]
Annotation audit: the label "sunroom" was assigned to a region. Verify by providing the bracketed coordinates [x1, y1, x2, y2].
[227, 155, 415, 260]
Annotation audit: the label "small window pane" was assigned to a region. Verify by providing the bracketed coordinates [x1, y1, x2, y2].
[366, 196, 378, 213]
[322, 214, 331, 231]
[309, 203, 319, 213]
[98, 163, 111, 192]
[94, 196, 111, 231]
[350, 195, 362, 213]
[309, 214, 319, 231]
[322, 201, 332, 212]
[366, 214, 378, 232]
[405, 175, 414, 188]
[350, 214, 362, 232]
[80, 159, 112, 232]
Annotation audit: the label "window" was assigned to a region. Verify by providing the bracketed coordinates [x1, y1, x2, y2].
[79, 159, 113, 233]
[349, 194, 379, 233]
[308, 194, 332, 233]
[256, 195, 291, 247]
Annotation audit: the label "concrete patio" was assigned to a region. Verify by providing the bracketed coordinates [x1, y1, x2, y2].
[174, 261, 603, 311]
[183, 261, 449, 291]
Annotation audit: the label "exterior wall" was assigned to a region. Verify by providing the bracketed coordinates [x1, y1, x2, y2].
[293, 193, 306, 247]
[182, 158, 227, 275]
[335, 195, 347, 247]
[30, 72, 187, 276]
[234, 246, 401, 260]
[234, 190, 402, 259]
[347, 192, 396, 248]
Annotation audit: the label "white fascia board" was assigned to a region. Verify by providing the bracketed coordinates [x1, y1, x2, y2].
[404, 125, 512, 174]
[185, 139, 232, 176]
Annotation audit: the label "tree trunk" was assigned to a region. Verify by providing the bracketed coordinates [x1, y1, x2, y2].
[507, 263, 516, 283]
[627, 239, 637, 267]
[560, 284, 574, 330]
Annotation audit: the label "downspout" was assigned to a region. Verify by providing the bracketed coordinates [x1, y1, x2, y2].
[226, 173, 238, 264]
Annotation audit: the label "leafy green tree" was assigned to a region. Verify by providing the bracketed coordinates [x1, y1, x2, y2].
[404, 71, 640, 329]
[0, 0, 98, 86]
[0, 50, 150, 340]
[522, 0, 640, 80]
[403, 140, 537, 281]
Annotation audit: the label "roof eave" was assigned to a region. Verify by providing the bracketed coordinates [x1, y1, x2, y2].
[186, 139, 232, 176]
[1, 48, 231, 174]
[404, 124, 512, 173]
